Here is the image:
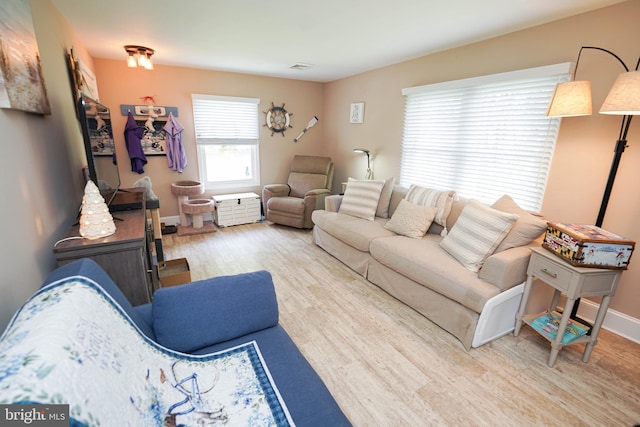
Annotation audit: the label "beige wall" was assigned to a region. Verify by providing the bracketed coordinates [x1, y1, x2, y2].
[322, 1, 640, 319]
[0, 0, 94, 330]
[93, 59, 324, 217]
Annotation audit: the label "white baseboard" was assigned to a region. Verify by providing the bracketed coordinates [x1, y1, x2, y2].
[576, 299, 640, 344]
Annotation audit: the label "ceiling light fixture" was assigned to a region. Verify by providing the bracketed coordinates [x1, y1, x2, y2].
[124, 45, 155, 70]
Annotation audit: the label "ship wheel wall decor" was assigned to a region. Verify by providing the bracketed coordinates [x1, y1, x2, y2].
[264, 102, 292, 136]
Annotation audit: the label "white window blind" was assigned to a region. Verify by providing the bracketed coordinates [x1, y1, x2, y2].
[400, 63, 571, 211]
[191, 94, 261, 189]
[192, 94, 260, 143]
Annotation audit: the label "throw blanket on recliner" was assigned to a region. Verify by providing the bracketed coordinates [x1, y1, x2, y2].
[0, 277, 293, 426]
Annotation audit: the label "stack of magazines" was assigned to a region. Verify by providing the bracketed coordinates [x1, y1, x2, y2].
[530, 311, 589, 344]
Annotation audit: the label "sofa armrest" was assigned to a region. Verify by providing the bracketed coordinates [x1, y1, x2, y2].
[479, 246, 533, 292]
[324, 194, 344, 212]
[152, 270, 279, 352]
[44, 258, 156, 339]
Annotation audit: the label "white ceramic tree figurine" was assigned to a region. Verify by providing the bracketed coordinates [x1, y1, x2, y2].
[79, 180, 116, 239]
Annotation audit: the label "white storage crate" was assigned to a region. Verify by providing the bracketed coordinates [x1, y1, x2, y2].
[212, 192, 261, 227]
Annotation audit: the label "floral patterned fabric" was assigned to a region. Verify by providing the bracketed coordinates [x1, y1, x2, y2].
[0, 277, 294, 426]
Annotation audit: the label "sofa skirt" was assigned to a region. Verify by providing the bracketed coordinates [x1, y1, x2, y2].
[312, 226, 371, 277]
[366, 258, 479, 350]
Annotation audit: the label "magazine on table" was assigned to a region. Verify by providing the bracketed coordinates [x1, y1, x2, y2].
[530, 311, 589, 344]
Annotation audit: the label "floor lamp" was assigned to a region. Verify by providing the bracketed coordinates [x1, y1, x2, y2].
[546, 46, 640, 324]
[353, 148, 372, 179]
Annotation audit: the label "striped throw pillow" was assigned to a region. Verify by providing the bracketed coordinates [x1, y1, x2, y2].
[339, 178, 386, 221]
[439, 200, 519, 272]
[405, 185, 456, 227]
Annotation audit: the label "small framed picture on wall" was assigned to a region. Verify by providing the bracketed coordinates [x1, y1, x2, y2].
[350, 102, 365, 124]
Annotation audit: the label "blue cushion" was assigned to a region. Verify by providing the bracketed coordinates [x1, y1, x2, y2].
[43, 259, 156, 339]
[152, 270, 279, 352]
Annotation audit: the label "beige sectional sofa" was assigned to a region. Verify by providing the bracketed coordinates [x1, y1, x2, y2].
[311, 182, 546, 350]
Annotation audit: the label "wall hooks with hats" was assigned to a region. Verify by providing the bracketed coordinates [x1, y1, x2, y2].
[119, 104, 179, 117]
[120, 103, 178, 156]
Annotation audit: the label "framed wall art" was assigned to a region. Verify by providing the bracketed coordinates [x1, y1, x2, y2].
[0, 0, 51, 114]
[350, 102, 365, 124]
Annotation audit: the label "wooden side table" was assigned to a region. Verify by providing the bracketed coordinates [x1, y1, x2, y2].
[514, 247, 622, 367]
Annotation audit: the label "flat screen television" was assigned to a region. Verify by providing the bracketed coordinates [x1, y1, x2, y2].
[78, 94, 121, 207]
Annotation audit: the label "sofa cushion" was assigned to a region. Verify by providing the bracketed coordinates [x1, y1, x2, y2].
[375, 177, 395, 218]
[440, 200, 519, 272]
[312, 210, 395, 252]
[491, 194, 547, 253]
[405, 185, 456, 228]
[445, 198, 468, 232]
[369, 235, 500, 313]
[384, 199, 437, 238]
[339, 178, 385, 220]
[152, 270, 279, 352]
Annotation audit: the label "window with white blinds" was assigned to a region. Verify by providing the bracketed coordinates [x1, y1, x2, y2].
[192, 94, 260, 189]
[400, 63, 571, 212]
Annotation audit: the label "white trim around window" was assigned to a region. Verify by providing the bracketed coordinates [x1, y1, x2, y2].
[192, 94, 261, 190]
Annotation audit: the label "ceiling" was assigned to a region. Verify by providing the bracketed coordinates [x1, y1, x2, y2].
[51, 0, 626, 83]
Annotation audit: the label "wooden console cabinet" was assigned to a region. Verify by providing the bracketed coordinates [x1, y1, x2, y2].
[53, 190, 156, 306]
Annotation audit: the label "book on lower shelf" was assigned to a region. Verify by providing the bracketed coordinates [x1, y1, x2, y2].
[530, 311, 589, 344]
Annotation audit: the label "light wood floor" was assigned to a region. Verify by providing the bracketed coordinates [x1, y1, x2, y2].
[162, 222, 640, 426]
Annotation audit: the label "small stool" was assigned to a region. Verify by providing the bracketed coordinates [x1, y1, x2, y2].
[181, 199, 215, 229]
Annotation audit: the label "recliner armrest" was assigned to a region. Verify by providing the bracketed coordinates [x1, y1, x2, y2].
[304, 188, 331, 197]
[324, 194, 343, 212]
[479, 245, 534, 292]
[263, 183, 290, 198]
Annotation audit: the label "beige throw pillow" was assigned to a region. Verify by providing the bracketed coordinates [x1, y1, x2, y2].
[375, 177, 395, 218]
[384, 199, 438, 238]
[440, 199, 519, 272]
[339, 178, 385, 221]
[405, 185, 456, 228]
[492, 195, 547, 253]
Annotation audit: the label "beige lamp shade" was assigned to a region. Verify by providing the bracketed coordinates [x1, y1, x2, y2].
[599, 70, 640, 115]
[546, 80, 592, 117]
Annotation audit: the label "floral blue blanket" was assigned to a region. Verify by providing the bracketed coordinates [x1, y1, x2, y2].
[0, 277, 294, 426]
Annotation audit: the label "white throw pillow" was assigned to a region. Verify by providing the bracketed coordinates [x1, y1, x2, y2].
[491, 194, 547, 253]
[440, 199, 519, 272]
[339, 178, 385, 221]
[405, 185, 456, 228]
[384, 199, 438, 238]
